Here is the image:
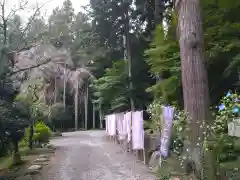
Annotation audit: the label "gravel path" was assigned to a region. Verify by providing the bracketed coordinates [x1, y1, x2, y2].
[34, 130, 156, 180]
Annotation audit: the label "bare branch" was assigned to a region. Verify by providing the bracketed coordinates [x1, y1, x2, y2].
[15, 0, 54, 49]
[0, 0, 7, 45]
[6, 0, 28, 21]
[8, 58, 51, 76]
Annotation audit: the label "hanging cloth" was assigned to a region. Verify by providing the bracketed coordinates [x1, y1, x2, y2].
[117, 112, 125, 140]
[160, 106, 174, 157]
[132, 111, 144, 150]
[125, 111, 132, 142]
[109, 114, 116, 136]
[106, 115, 110, 135]
[122, 113, 128, 137]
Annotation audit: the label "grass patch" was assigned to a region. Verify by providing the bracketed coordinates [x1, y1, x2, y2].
[0, 145, 55, 178]
[0, 145, 54, 173]
[156, 154, 188, 180]
[0, 156, 13, 170]
[0, 147, 29, 171]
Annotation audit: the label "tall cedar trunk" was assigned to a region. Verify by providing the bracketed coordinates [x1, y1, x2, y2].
[29, 122, 34, 149]
[176, 0, 210, 145]
[84, 82, 88, 130]
[13, 139, 21, 165]
[176, 0, 211, 178]
[74, 80, 79, 131]
[13, 139, 19, 154]
[63, 63, 66, 110]
[154, 0, 164, 25]
[81, 104, 84, 128]
[154, 0, 164, 82]
[99, 103, 103, 129]
[154, 1, 165, 166]
[123, 2, 135, 111]
[93, 103, 95, 129]
[54, 77, 57, 103]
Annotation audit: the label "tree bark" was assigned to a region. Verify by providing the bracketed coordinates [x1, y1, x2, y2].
[93, 103, 95, 129]
[84, 82, 89, 130]
[154, 0, 164, 26]
[13, 139, 21, 165]
[154, 0, 165, 82]
[176, 0, 210, 145]
[99, 103, 103, 129]
[63, 63, 66, 110]
[176, 0, 211, 178]
[74, 80, 79, 131]
[54, 77, 57, 104]
[29, 122, 34, 149]
[123, 2, 135, 111]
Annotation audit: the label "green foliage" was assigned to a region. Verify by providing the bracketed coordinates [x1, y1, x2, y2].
[204, 92, 240, 162]
[0, 99, 27, 156]
[22, 121, 52, 147]
[34, 121, 52, 144]
[48, 103, 73, 130]
[169, 92, 240, 178]
[145, 24, 180, 103]
[171, 110, 188, 154]
[146, 99, 164, 133]
[91, 60, 129, 113]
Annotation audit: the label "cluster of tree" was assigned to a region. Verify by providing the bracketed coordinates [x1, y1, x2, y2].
[0, 0, 240, 174]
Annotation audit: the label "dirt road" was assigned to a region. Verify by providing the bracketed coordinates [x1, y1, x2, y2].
[35, 130, 156, 180]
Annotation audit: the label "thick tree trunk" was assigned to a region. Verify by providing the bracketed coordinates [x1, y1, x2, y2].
[93, 103, 95, 129]
[176, 0, 210, 146]
[154, 0, 165, 82]
[176, 0, 211, 178]
[63, 63, 66, 110]
[29, 123, 34, 149]
[74, 80, 79, 131]
[84, 82, 89, 130]
[54, 77, 57, 104]
[154, 0, 164, 26]
[123, 2, 135, 111]
[13, 140, 21, 165]
[99, 103, 103, 129]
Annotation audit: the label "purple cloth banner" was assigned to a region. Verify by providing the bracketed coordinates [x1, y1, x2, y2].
[160, 106, 174, 157]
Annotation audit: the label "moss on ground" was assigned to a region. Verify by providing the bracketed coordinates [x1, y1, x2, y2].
[0, 146, 55, 178]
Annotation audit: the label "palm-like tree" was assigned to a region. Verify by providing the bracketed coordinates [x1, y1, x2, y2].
[12, 42, 94, 130]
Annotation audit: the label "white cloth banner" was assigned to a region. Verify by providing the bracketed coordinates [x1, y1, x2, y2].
[132, 111, 144, 150]
[109, 114, 117, 136]
[125, 112, 132, 142]
[122, 113, 128, 136]
[105, 115, 109, 134]
[116, 113, 125, 140]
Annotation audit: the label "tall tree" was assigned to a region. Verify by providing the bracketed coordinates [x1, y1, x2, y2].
[175, 0, 211, 178]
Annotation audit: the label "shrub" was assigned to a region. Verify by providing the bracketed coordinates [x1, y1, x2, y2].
[34, 121, 52, 144]
[147, 99, 163, 133]
[21, 121, 52, 147]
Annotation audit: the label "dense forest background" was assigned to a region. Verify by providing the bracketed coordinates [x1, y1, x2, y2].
[0, 0, 239, 131]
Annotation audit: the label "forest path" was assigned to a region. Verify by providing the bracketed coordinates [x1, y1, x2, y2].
[34, 130, 156, 180]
